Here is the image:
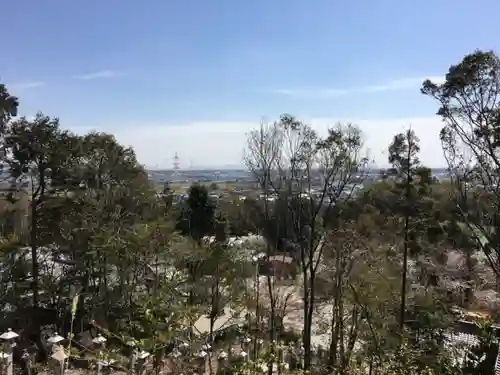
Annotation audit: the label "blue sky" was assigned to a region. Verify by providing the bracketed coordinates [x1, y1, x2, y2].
[3, 0, 500, 168]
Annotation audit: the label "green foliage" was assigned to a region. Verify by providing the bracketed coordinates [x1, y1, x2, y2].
[422, 50, 500, 283]
[176, 183, 216, 243]
[1, 50, 500, 374]
[4, 114, 74, 194]
[161, 182, 174, 211]
[0, 84, 18, 130]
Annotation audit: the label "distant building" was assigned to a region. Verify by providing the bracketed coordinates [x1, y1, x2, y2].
[259, 254, 297, 280]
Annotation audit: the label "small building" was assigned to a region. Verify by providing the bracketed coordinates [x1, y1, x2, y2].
[259, 254, 297, 280]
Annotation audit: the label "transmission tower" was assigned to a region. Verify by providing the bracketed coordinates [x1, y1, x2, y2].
[172, 152, 181, 176]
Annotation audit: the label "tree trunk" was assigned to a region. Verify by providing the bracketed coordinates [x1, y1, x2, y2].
[303, 268, 315, 371]
[400, 211, 409, 334]
[30, 199, 46, 359]
[399, 165, 411, 336]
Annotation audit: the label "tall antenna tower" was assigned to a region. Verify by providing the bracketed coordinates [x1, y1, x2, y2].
[172, 152, 181, 176]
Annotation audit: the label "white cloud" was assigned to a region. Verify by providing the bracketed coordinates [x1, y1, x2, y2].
[72, 70, 124, 80]
[273, 88, 348, 97]
[77, 116, 446, 169]
[273, 75, 445, 98]
[363, 76, 445, 92]
[9, 81, 45, 90]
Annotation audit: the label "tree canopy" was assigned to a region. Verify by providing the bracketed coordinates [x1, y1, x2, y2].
[1, 49, 500, 375]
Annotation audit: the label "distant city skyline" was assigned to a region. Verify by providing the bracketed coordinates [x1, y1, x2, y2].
[144, 163, 450, 172]
[146, 163, 249, 171]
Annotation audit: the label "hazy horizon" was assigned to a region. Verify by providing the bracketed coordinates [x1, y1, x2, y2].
[145, 165, 450, 171]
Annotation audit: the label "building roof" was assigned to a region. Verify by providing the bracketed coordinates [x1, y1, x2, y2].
[267, 255, 293, 264]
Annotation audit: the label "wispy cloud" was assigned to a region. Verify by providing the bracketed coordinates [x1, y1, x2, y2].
[72, 70, 124, 80]
[10, 81, 45, 90]
[273, 88, 348, 97]
[272, 76, 445, 98]
[362, 76, 445, 92]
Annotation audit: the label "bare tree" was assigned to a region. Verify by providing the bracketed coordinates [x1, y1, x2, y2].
[315, 227, 370, 374]
[244, 120, 283, 375]
[244, 114, 367, 371]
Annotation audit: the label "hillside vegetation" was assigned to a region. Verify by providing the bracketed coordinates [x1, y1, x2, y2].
[1, 50, 500, 375]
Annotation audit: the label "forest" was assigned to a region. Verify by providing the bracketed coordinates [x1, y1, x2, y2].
[0, 50, 499, 375]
